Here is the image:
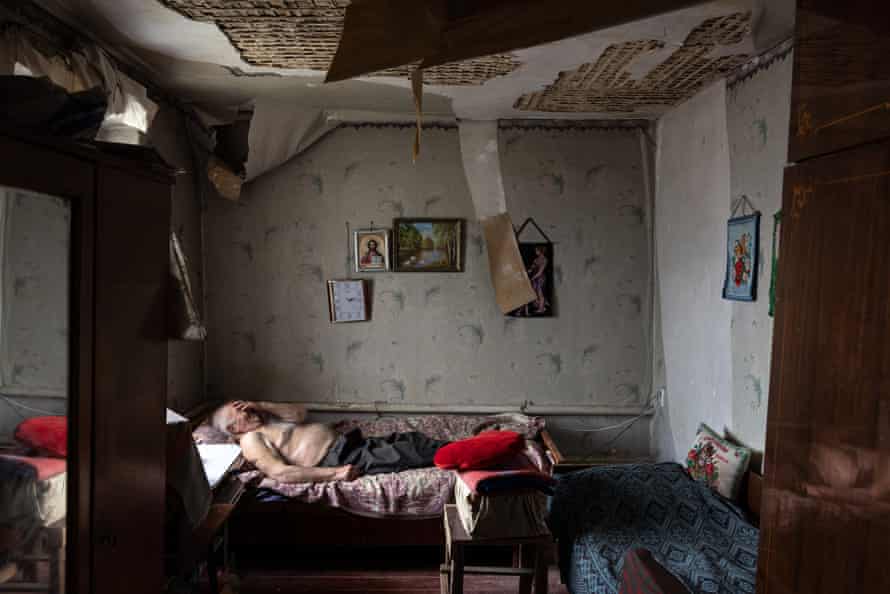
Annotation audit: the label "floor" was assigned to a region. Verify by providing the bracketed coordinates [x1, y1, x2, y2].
[233, 567, 567, 594]
[229, 546, 569, 594]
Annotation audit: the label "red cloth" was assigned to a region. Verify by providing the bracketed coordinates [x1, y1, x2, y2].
[457, 452, 555, 495]
[0, 455, 66, 480]
[619, 549, 690, 594]
[14, 416, 67, 458]
[434, 430, 525, 470]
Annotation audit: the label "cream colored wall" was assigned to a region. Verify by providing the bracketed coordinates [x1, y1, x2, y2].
[148, 107, 207, 413]
[0, 189, 69, 440]
[653, 53, 793, 461]
[726, 52, 793, 453]
[204, 124, 653, 416]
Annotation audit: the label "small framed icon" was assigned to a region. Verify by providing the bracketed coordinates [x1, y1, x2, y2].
[327, 279, 370, 323]
[354, 228, 391, 273]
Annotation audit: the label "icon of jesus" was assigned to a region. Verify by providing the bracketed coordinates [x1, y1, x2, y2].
[361, 239, 384, 268]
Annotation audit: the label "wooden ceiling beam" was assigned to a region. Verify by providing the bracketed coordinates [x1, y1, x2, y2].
[326, 0, 711, 82]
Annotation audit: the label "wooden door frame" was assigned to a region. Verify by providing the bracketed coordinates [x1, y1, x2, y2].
[0, 133, 95, 594]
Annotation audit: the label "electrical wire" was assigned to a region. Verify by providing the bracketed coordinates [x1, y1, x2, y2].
[0, 393, 61, 417]
[601, 415, 645, 450]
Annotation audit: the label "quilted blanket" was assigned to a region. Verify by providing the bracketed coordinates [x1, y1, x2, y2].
[548, 463, 758, 594]
[196, 413, 547, 518]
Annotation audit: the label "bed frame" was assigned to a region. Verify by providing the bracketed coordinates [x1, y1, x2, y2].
[185, 403, 451, 550]
[185, 406, 762, 551]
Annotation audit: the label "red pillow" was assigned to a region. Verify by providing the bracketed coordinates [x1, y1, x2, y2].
[14, 416, 67, 458]
[434, 430, 525, 470]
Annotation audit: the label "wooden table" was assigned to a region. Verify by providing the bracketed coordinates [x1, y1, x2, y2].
[440, 504, 550, 594]
[540, 429, 652, 474]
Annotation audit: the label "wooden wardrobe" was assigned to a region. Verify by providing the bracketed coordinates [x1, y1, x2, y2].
[758, 1, 890, 592]
[0, 133, 173, 594]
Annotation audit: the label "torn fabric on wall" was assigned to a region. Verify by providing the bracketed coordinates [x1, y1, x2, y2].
[0, 75, 106, 138]
[245, 102, 338, 182]
[459, 120, 535, 313]
[0, 26, 158, 143]
[169, 232, 207, 341]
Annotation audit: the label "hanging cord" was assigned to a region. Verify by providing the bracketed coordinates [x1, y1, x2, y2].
[572, 393, 659, 453]
[411, 67, 424, 162]
[769, 210, 782, 317]
[0, 393, 60, 417]
[345, 221, 352, 278]
[570, 392, 658, 434]
[731, 194, 758, 218]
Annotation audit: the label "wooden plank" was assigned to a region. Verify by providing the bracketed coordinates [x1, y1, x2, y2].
[92, 167, 170, 594]
[0, 133, 96, 594]
[426, 0, 710, 68]
[462, 566, 534, 576]
[757, 139, 890, 594]
[325, 0, 446, 83]
[327, 0, 710, 82]
[789, 0, 890, 162]
[539, 430, 563, 465]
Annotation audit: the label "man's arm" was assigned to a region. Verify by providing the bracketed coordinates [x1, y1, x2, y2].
[233, 401, 307, 423]
[240, 432, 360, 483]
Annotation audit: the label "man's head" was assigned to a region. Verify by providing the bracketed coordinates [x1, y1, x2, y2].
[211, 401, 263, 438]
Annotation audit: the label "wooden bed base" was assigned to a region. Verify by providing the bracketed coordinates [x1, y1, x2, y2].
[229, 499, 444, 549]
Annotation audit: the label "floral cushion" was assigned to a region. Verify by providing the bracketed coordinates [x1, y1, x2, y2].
[685, 423, 751, 500]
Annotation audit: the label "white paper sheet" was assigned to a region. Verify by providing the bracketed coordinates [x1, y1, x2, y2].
[166, 408, 188, 423]
[196, 443, 242, 489]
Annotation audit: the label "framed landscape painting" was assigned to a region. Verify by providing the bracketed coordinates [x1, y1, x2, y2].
[393, 218, 464, 272]
[723, 213, 760, 301]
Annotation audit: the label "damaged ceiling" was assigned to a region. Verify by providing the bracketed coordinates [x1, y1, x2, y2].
[515, 12, 752, 116]
[159, 0, 522, 86]
[31, 0, 794, 120]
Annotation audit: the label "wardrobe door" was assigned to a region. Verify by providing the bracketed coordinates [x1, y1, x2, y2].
[0, 135, 95, 594]
[758, 140, 890, 593]
[91, 166, 170, 594]
[790, 0, 890, 161]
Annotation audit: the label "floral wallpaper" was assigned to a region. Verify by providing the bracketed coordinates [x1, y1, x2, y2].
[204, 125, 651, 411]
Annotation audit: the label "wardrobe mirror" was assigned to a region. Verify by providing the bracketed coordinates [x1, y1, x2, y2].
[0, 185, 70, 592]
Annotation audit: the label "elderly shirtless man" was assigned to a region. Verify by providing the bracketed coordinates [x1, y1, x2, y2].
[212, 400, 448, 483]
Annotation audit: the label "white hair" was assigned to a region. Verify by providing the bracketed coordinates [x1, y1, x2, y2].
[210, 404, 235, 436]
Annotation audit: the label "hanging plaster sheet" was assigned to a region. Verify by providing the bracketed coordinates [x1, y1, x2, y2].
[0, 28, 157, 139]
[459, 120, 535, 313]
[245, 102, 340, 182]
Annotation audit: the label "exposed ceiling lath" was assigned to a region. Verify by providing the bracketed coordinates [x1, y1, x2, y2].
[514, 12, 752, 115]
[159, 0, 521, 85]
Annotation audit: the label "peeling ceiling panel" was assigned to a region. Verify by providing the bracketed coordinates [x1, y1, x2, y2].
[514, 12, 752, 116]
[158, 0, 520, 85]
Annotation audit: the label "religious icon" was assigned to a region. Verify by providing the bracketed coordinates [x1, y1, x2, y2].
[723, 213, 760, 302]
[353, 229, 391, 273]
[507, 243, 554, 317]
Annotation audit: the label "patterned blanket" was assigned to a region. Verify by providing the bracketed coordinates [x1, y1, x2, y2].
[548, 463, 758, 594]
[195, 413, 547, 518]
